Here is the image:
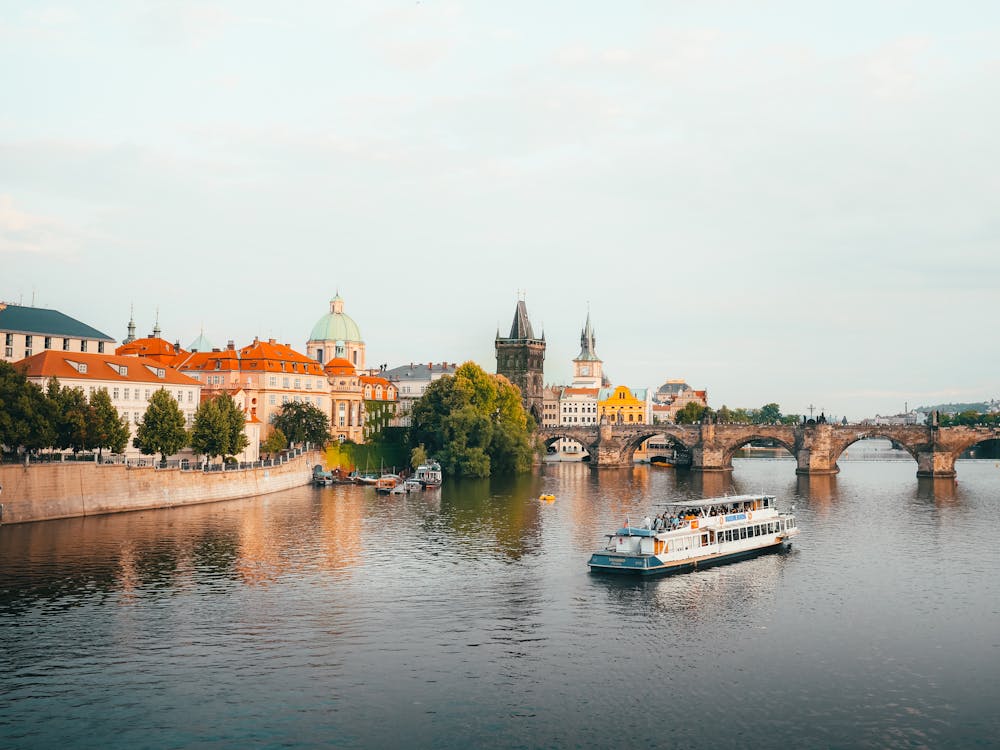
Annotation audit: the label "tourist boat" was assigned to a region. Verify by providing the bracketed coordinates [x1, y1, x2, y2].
[588, 494, 799, 576]
[403, 478, 423, 492]
[414, 461, 443, 488]
[374, 474, 401, 494]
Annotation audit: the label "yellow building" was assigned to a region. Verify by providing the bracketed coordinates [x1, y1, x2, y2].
[598, 385, 650, 424]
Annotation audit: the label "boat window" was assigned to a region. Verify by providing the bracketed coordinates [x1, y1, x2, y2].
[739, 527, 747, 540]
[702, 534, 708, 546]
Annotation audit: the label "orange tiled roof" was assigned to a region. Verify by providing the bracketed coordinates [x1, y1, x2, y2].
[360, 375, 397, 401]
[174, 349, 241, 373]
[563, 387, 599, 396]
[116, 337, 187, 364]
[239, 338, 324, 375]
[17, 350, 201, 386]
[324, 357, 356, 376]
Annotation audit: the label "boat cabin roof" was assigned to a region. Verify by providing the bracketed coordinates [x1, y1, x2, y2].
[659, 494, 774, 509]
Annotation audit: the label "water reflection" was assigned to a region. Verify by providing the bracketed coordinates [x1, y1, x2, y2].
[2, 462, 999, 749]
[915, 477, 957, 504]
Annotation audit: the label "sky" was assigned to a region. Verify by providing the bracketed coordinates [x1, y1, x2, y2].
[2, 1, 998, 420]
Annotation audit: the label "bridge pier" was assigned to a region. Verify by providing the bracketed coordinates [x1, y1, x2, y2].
[589, 424, 631, 468]
[689, 425, 732, 472]
[915, 449, 957, 478]
[794, 424, 840, 475]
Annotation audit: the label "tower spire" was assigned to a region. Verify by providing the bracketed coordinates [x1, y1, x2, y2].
[125, 303, 136, 344]
[152, 307, 161, 339]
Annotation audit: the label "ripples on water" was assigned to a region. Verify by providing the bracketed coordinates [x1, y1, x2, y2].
[2, 459, 999, 748]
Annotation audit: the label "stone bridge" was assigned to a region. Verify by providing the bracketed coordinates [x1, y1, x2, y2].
[537, 423, 1000, 478]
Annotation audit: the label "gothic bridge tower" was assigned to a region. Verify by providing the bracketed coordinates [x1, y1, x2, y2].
[496, 299, 545, 422]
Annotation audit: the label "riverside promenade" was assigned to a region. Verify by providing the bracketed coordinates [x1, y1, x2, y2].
[0, 447, 323, 525]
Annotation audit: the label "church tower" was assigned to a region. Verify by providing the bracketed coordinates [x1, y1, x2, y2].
[495, 299, 546, 421]
[571, 310, 602, 388]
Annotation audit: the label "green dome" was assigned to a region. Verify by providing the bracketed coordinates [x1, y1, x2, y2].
[309, 295, 362, 342]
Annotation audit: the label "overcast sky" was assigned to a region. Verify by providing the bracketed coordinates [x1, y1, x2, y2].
[2, 1, 998, 419]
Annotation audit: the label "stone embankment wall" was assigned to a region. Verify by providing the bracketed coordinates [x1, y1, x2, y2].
[0, 451, 322, 525]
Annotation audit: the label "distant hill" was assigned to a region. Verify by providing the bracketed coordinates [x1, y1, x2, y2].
[916, 401, 994, 414]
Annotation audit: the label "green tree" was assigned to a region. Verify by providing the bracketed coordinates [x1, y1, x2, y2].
[261, 427, 287, 457]
[674, 401, 707, 424]
[191, 393, 249, 461]
[190, 397, 228, 461]
[90, 388, 130, 458]
[410, 361, 534, 478]
[716, 405, 733, 424]
[0, 361, 55, 453]
[217, 393, 249, 459]
[755, 403, 782, 424]
[134, 388, 188, 465]
[410, 443, 428, 469]
[51, 381, 95, 453]
[272, 401, 329, 446]
[730, 408, 752, 424]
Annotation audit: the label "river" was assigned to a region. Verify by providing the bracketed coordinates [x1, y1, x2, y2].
[2, 454, 999, 749]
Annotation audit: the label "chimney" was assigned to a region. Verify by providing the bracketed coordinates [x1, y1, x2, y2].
[268, 338, 276, 344]
[227, 340, 235, 350]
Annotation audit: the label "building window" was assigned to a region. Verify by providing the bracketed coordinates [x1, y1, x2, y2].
[113, 387, 120, 400]
[98, 342, 105, 353]
[176, 391, 182, 402]
[44, 337, 51, 349]
[25, 335, 32, 347]
[294, 378, 301, 389]
[3, 334, 11, 346]
[282, 395, 289, 404]
[144, 389, 150, 400]
[187, 391, 193, 403]
[269, 395, 276, 405]
[282, 377, 289, 388]
[124, 388, 130, 401]
[81, 340, 88, 352]
[24, 349, 31, 357]
[63, 338, 70, 350]
[78, 363, 88, 373]
[269, 376, 277, 387]
[4, 347, 11, 358]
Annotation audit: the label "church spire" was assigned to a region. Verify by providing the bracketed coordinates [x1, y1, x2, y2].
[152, 307, 161, 339]
[576, 308, 599, 361]
[124, 303, 136, 344]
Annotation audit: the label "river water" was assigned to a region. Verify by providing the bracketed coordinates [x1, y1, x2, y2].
[2, 455, 999, 749]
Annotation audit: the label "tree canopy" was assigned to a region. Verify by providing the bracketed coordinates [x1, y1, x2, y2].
[674, 401, 707, 424]
[190, 393, 248, 461]
[410, 361, 535, 478]
[271, 401, 329, 446]
[90, 388, 130, 457]
[133, 388, 188, 464]
[261, 427, 288, 456]
[0, 361, 54, 452]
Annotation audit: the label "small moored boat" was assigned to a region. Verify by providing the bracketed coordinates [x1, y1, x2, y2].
[588, 494, 799, 576]
[312, 465, 334, 486]
[375, 474, 401, 494]
[414, 461, 443, 488]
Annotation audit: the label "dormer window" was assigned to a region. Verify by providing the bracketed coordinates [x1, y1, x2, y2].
[78, 362, 88, 374]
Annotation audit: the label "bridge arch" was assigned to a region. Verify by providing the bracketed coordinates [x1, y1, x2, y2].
[828, 430, 922, 466]
[619, 430, 695, 465]
[718, 432, 798, 466]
